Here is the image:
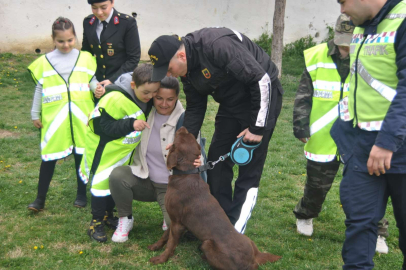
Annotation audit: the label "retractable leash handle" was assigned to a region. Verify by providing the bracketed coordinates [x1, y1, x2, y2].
[204, 135, 261, 171]
[230, 136, 261, 166]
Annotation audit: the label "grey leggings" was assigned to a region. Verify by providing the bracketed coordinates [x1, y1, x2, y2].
[109, 166, 170, 226]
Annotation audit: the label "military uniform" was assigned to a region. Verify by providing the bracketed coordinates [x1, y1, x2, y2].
[82, 8, 140, 83]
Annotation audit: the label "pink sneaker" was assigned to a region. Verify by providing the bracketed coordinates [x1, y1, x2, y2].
[162, 219, 168, 231]
[111, 216, 134, 243]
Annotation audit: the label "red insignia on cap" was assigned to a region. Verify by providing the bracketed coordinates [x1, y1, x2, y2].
[114, 16, 119, 25]
[89, 16, 96, 25]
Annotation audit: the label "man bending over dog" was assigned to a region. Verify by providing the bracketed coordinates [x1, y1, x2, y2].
[148, 28, 283, 233]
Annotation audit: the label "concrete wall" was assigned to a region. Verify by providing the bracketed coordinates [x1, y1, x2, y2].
[0, 0, 341, 59]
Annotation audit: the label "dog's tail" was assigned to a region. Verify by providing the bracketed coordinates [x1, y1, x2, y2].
[251, 240, 282, 265]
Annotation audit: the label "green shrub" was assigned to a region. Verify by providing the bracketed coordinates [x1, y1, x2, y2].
[252, 31, 273, 56]
[283, 35, 316, 58]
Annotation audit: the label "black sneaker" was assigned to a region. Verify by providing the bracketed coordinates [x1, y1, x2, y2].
[88, 219, 107, 243]
[74, 195, 87, 208]
[104, 211, 119, 229]
[28, 198, 45, 212]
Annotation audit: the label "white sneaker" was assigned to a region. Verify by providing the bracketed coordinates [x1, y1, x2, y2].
[111, 216, 134, 243]
[296, 218, 313, 236]
[162, 219, 168, 231]
[376, 235, 389, 254]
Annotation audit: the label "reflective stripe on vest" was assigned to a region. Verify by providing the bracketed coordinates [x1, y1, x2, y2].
[303, 42, 349, 162]
[28, 51, 97, 160]
[348, 0, 406, 130]
[90, 151, 133, 197]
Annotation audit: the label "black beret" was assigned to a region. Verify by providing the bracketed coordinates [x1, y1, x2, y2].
[88, 0, 112, 4]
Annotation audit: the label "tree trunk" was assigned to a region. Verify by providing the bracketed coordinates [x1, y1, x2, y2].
[271, 0, 287, 78]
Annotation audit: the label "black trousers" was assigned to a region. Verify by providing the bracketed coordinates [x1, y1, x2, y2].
[36, 151, 86, 201]
[207, 103, 280, 234]
[91, 195, 115, 220]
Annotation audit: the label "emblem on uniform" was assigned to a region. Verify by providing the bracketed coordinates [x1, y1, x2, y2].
[90, 16, 96, 25]
[114, 16, 119, 25]
[90, 44, 93, 48]
[107, 49, 114, 56]
[150, 55, 158, 65]
[202, 68, 211, 79]
[107, 43, 112, 49]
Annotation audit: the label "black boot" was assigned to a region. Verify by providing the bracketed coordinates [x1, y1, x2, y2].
[88, 219, 107, 243]
[74, 194, 87, 208]
[28, 198, 45, 212]
[104, 211, 118, 229]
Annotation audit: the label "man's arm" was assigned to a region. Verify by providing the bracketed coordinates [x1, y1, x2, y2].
[109, 18, 141, 83]
[181, 78, 208, 139]
[210, 36, 271, 137]
[293, 69, 313, 141]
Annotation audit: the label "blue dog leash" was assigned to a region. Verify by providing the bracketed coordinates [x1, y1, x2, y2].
[173, 136, 261, 175]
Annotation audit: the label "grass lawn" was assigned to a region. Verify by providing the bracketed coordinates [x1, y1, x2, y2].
[0, 53, 402, 269]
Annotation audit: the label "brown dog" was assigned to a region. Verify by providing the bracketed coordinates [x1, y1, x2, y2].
[148, 127, 281, 269]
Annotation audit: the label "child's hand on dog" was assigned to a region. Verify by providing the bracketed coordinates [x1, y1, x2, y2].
[194, 155, 202, 167]
[133, 120, 150, 131]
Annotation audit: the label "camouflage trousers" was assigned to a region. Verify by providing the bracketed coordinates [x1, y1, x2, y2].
[293, 159, 389, 237]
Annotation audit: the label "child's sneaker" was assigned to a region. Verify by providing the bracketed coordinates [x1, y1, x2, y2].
[88, 219, 107, 243]
[296, 218, 313, 236]
[112, 216, 134, 243]
[376, 235, 389, 254]
[162, 219, 168, 231]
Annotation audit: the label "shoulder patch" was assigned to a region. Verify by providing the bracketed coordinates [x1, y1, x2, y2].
[89, 16, 96, 25]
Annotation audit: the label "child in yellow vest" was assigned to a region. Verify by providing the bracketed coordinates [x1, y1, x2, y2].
[79, 64, 160, 242]
[27, 17, 104, 212]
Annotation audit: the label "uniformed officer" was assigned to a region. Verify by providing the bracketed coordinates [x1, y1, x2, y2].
[335, 0, 406, 268]
[292, 14, 389, 254]
[82, 0, 140, 86]
[148, 28, 284, 234]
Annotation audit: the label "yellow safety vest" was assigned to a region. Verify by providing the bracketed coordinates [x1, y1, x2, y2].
[79, 90, 145, 197]
[28, 51, 96, 160]
[345, 0, 406, 131]
[303, 43, 350, 162]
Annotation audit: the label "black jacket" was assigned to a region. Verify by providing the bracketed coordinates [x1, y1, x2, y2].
[181, 27, 283, 137]
[82, 9, 140, 83]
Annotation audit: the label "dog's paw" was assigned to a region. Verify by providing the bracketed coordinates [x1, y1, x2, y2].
[148, 243, 163, 251]
[149, 255, 167, 265]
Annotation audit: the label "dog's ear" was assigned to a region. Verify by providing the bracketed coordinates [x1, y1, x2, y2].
[167, 145, 178, 170]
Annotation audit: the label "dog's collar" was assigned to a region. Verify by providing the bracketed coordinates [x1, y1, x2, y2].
[172, 163, 211, 175]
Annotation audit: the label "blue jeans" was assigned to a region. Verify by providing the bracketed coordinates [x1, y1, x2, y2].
[340, 157, 406, 269]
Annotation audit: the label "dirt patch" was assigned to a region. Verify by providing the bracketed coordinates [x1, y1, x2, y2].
[0, 129, 19, 139]
[7, 247, 25, 259]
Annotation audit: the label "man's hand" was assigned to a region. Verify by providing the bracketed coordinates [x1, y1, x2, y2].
[133, 120, 150, 131]
[237, 128, 263, 143]
[99, 79, 112, 86]
[298, 138, 310, 143]
[367, 145, 393, 176]
[94, 83, 106, 98]
[33, 119, 43, 129]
